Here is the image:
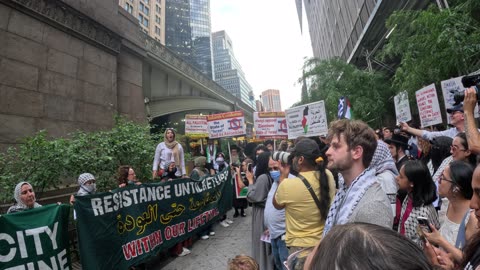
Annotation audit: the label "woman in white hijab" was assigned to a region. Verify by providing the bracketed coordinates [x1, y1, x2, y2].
[7, 181, 42, 214]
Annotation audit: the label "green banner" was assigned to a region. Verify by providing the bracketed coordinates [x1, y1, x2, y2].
[0, 204, 71, 270]
[74, 169, 233, 269]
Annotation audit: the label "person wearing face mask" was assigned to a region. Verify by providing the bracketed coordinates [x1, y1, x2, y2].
[273, 138, 336, 270]
[264, 158, 292, 270]
[214, 152, 234, 227]
[7, 182, 42, 214]
[76, 173, 96, 196]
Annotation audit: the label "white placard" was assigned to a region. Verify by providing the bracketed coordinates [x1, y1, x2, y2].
[185, 114, 208, 137]
[441, 76, 479, 121]
[394, 91, 412, 123]
[207, 111, 246, 139]
[415, 84, 443, 128]
[253, 112, 288, 139]
[285, 100, 328, 139]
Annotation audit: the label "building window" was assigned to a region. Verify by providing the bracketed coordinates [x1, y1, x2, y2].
[124, 3, 133, 14]
[140, 3, 149, 15]
[155, 15, 160, 24]
[156, 5, 161, 13]
[156, 0, 161, 3]
[144, 0, 149, 4]
[155, 26, 161, 35]
[138, 14, 149, 27]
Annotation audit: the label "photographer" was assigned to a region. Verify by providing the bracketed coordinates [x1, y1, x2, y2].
[273, 138, 336, 270]
[464, 87, 480, 154]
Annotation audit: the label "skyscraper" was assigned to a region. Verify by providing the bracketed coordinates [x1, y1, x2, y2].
[297, 0, 431, 69]
[119, 0, 165, 44]
[261, 89, 282, 112]
[165, 0, 214, 79]
[212, 30, 255, 110]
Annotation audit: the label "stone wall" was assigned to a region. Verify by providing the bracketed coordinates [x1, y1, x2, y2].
[0, 0, 146, 150]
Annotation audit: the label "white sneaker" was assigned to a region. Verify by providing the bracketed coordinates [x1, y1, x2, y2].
[220, 220, 230, 227]
[226, 219, 234, 224]
[178, 247, 191, 257]
[209, 231, 216, 236]
[201, 235, 209, 240]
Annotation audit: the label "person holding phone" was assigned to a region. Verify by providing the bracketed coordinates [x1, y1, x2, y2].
[394, 160, 440, 246]
[423, 161, 476, 263]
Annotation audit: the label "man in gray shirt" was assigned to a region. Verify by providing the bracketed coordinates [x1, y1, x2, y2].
[324, 120, 393, 235]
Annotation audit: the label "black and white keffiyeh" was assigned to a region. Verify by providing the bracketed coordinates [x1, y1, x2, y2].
[370, 140, 398, 176]
[323, 167, 377, 235]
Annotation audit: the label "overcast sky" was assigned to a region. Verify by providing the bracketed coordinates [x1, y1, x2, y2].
[210, 0, 313, 110]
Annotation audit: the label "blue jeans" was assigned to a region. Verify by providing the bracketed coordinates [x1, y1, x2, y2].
[271, 235, 289, 270]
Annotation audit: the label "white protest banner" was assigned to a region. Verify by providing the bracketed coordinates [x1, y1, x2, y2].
[415, 84, 443, 128]
[185, 114, 208, 137]
[285, 101, 328, 139]
[207, 111, 246, 139]
[394, 91, 412, 123]
[254, 112, 288, 139]
[441, 76, 479, 121]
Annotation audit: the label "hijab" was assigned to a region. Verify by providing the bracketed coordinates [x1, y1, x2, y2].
[164, 128, 180, 167]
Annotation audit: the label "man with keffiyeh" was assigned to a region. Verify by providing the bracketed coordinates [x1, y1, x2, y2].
[323, 120, 393, 236]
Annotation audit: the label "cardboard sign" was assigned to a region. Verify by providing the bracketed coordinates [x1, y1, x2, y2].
[285, 101, 328, 139]
[185, 114, 208, 137]
[415, 84, 443, 128]
[441, 76, 479, 122]
[394, 91, 412, 123]
[207, 111, 246, 139]
[254, 112, 288, 139]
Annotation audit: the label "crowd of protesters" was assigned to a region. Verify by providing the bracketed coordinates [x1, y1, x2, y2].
[6, 89, 480, 270]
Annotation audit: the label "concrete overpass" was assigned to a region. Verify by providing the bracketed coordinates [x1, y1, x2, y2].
[141, 32, 255, 122]
[0, 0, 254, 149]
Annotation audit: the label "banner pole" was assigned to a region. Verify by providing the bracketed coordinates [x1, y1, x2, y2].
[274, 138, 276, 152]
[227, 140, 231, 164]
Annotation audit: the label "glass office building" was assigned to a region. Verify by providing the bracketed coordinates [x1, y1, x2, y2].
[165, 0, 214, 79]
[212, 30, 255, 109]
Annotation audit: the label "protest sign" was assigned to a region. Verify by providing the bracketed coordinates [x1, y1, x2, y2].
[233, 172, 247, 199]
[207, 111, 246, 139]
[74, 169, 232, 269]
[0, 204, 71, 270]
[253, 112, 288, 139]
[441, 76, 479, 121]
[415, 84, 443, 128]
[185, 114, 208, 137]
[285, 101, 328, 139]
[394, 91, 412, 123]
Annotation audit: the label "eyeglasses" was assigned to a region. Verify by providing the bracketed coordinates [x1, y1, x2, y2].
[450, 145, 467, 152]
[439, 174, 455, 184]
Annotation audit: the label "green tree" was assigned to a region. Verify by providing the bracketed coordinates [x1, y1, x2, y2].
[380, 0, 480, 99]
[300, 58, 395, 128]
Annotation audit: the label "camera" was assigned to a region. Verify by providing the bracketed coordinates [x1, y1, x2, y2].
[452, 74, 480, 105]
[272, 151, 291, 164]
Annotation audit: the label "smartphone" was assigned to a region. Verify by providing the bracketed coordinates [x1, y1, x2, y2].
[417, 216, 432, 233]
[247, 163, 253, 173]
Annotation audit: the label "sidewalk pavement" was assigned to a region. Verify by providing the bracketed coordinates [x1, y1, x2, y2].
[150, 208, 252, 270]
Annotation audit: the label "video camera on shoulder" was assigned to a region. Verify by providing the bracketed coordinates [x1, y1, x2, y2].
[452, 74, 480, 105]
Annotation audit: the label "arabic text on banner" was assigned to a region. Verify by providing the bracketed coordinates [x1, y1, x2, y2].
[285, 101, 328, 139]
[74, 169, 233, 270]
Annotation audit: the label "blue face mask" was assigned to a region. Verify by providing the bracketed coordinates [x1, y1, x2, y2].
[270, 170, 280, 181]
